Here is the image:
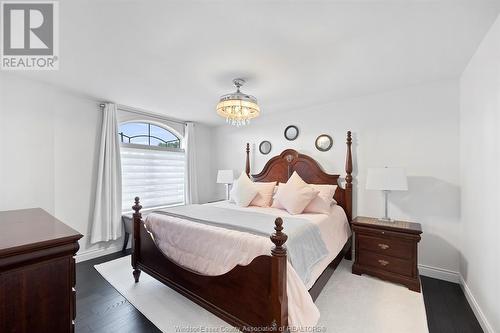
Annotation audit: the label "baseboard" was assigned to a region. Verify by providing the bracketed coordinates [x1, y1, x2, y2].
[418, 264, 460, 283]
[459, 275, 494, 333]
[76, 244, 124, 263]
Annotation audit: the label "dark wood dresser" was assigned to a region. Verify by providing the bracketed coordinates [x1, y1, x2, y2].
[0, 208, 82, 333]
[351, 216, 422, 292]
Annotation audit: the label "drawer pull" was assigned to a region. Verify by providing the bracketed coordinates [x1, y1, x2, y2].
[378, 243, 390, 250]
[378, 259, 389, 266]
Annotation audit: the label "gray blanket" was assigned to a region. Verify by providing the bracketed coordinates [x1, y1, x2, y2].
[153, 204, 328, 285]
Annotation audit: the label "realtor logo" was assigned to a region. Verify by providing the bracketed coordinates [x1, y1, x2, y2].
[1, 1, 59, 70]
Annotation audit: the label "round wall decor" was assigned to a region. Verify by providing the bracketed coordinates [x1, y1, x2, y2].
[259, 141, 272, 155]
[315, 134, 333, 152]
[284, 125, 299, 141]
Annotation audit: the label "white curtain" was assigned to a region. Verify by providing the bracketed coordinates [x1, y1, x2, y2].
[184, 122, 199, 204]
[90, 103, 122, 243]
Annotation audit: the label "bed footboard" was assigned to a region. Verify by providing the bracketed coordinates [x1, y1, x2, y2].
[131, 197, 288, 331]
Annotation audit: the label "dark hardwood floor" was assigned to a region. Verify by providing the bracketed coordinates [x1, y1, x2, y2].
[76, 252, 483, 333]
[76, 251, 161, 333]
[421, 276, 483, 333]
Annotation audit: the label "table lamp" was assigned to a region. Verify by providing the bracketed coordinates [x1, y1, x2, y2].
[217, 170, 234, 200]
[366, 167, 408, 222]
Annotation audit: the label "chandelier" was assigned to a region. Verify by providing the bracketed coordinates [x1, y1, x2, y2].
[216, 79, 260, 127]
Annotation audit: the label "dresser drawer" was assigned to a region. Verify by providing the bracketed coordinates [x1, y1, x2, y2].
[358, 251, 413, 277]
[357, 234, 413, 260]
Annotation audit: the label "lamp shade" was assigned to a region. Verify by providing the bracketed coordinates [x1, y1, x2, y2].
[366, 167, 408, 191]
[217, 170, 234, 184]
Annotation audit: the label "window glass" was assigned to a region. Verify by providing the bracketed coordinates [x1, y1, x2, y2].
[118, 122, 181, 148]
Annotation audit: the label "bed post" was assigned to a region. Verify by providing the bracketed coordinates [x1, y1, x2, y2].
[245, 143, 250, 176]
[270, 218, 288, 331]
[344, 131, 353, 260]
[345, 131, 353, 221]
[132, 197, 142, 283]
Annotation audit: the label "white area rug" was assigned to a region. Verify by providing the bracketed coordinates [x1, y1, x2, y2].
[95, 256, 428, 333]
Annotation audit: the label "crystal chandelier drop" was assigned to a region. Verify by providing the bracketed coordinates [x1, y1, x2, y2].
[216, 79, 260, 127]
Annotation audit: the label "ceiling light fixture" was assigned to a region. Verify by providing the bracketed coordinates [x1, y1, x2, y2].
[216, 79, 260, 127]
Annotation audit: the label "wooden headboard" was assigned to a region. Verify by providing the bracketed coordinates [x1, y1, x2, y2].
[245, 131, 353, 222]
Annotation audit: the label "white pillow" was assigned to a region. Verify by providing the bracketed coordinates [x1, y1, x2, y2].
[230, 172, 258, 207]
[273, 172, 320, 215]
[303, 184, 338, 214]
[271, 184, 285, 209]
[250, 181, 277, 207]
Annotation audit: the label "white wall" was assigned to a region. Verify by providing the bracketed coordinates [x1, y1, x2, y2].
[0, 72, 109, 256]
[459, 13, 500, 332]
[0, 73, 213, 259]
[0, 74, 55, 213]
[211, 80, 461, 273]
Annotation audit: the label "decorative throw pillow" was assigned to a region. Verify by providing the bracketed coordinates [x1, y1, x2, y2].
[250, 181, 277, 207]
[273, 172, 320, 215]
[230, 172, 258, 207]
[303, 184, 338, 214]
[271, 184, 285, 209]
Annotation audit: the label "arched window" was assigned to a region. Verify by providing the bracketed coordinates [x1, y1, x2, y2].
[119, 122, 181, 149]
[119, 122, 185, 211]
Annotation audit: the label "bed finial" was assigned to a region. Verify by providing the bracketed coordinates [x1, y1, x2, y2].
[132, 196, 142, 214]
[245, 143, 250, 176]
[270, 218, 288, 256]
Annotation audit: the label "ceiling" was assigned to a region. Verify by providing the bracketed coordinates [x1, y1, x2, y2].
[10, 0, 500, 125]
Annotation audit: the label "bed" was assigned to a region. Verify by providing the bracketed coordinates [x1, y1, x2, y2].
[131, 131, 354, 331]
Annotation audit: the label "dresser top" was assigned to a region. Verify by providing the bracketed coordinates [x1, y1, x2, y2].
[0, 208, 82, 256]
[352, 216, 422, 234]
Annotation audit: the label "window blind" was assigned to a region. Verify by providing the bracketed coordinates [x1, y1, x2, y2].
[121, 146, 185, 211]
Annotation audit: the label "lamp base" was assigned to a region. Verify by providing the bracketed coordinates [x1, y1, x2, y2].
[225, 184, 231, 201]
[379, 191, 395, 223]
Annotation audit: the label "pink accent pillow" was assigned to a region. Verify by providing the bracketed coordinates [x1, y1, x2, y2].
[250, 181, 277, 207]
[273, 172, 320, 215]
[303, 184, 338, 214]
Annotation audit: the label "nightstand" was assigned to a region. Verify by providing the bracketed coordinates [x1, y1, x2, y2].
[351, 216, 422, 292]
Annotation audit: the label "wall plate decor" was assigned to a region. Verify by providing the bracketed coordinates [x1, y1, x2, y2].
[315, 134, 333, 152]
[259, 141, 272, 155]
[284, 125, 299, 141]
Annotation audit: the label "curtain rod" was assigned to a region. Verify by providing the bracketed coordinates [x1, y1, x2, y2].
[100, 103, 187, 126]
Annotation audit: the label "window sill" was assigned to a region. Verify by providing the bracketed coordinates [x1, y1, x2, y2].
[122, 203, 184, 216]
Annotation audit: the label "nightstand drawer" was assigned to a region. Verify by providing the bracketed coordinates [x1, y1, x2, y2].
[357, 234, 412, 260]
[358, 251, 413, 277]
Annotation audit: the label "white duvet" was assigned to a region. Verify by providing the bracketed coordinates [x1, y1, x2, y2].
[144, 201, 351, 328]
